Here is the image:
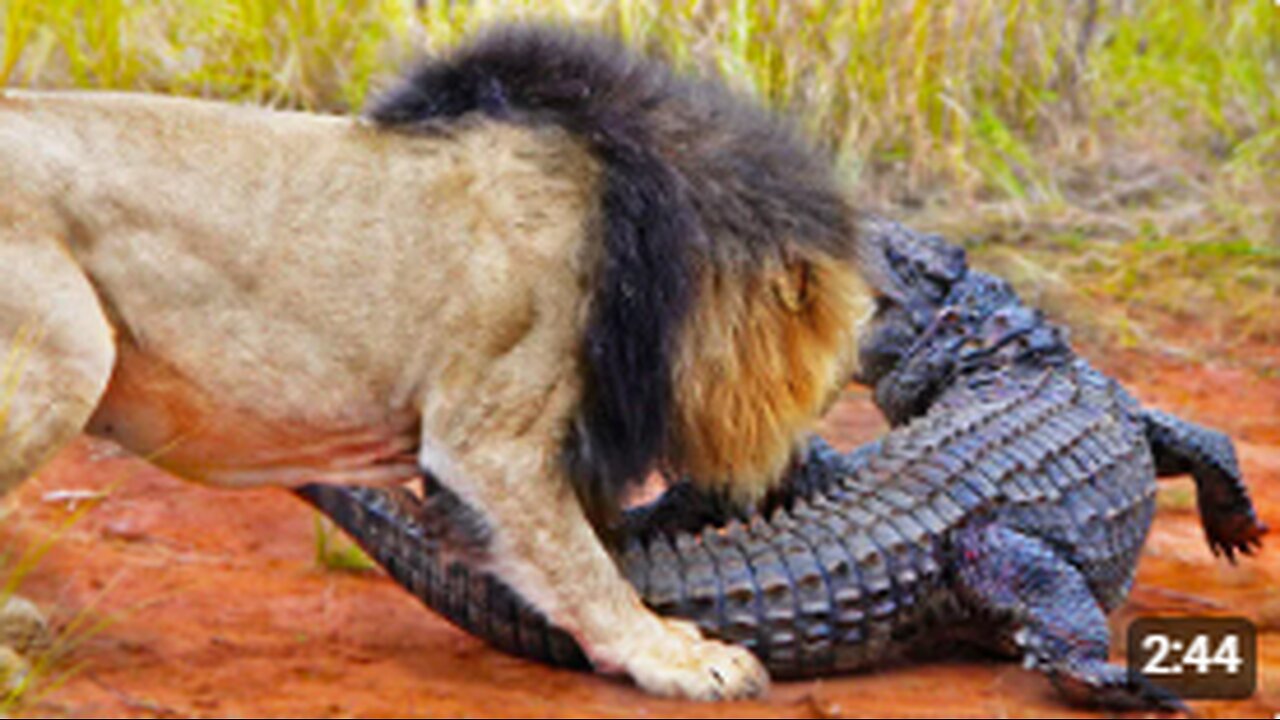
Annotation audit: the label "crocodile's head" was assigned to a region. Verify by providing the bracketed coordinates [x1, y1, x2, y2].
[853, 218, 968, 389]
[855, 218, 1068, 425]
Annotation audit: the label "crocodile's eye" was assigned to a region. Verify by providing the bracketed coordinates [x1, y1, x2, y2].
[874, 295, 896, 314]
[924, 276, 949, 302]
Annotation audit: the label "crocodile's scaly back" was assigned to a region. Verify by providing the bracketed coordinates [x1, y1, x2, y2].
[299, 357, 1154, 675]
[297, 217, 1263, 711]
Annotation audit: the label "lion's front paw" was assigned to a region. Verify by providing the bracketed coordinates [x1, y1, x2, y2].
[618, 617, 768, 701]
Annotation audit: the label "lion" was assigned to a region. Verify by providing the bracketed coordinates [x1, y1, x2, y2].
[0, 26, 869, 699]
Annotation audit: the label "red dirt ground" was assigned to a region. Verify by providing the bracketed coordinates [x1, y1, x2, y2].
[3, 343, 1278, 718]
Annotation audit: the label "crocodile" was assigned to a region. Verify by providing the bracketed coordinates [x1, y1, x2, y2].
[296, 217, 1265, 710]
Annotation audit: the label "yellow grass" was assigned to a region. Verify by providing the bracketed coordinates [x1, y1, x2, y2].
[0, 0, 1275, 344]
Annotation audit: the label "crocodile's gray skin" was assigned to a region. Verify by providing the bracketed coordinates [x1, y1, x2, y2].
[296, 218, 1264, 710]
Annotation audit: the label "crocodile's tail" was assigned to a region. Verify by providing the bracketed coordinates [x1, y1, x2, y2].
[294, 482, 591, 669]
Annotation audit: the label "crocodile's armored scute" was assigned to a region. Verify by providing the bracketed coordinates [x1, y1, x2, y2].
[297, 359, 1156, 682]
[296, 217, 1264, 711]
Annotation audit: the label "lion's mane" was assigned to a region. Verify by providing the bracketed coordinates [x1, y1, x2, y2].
[369, 25, 863, 515]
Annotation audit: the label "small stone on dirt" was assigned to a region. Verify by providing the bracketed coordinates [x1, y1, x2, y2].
[0, 596, 50, 656]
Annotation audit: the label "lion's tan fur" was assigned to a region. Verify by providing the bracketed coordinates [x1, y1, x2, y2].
[0, 90, 600, 489]
[0, 86, 864, 699]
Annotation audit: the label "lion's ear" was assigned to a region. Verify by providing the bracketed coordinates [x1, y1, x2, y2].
[771, 258, 813, 313]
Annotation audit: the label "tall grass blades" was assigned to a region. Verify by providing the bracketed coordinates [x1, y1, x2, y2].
[0, 0, 1275, 340]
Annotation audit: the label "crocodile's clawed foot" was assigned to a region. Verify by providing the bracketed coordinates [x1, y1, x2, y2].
[1046, 659, 1190, 716]
[1018, 629, 1189, 715]
[1202, 506, 1267, 564]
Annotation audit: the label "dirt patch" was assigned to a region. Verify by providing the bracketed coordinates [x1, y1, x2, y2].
[3, 347, 1279, 718]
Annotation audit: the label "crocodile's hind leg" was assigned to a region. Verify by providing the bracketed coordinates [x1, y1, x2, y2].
[954, 522, 1187, 713]
[1142, 409, 1267, 560]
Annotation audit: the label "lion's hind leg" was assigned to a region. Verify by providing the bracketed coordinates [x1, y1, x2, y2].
[0, 235, 115, 496]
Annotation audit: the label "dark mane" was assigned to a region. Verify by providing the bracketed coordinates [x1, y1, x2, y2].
[368, 24, 856, 516]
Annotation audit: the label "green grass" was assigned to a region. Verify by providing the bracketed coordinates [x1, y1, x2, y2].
[0, 0, 1275, 345]
[312, 515, 374, 573]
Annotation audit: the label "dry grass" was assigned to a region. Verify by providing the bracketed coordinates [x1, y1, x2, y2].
[0, 0, 1276, 350]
